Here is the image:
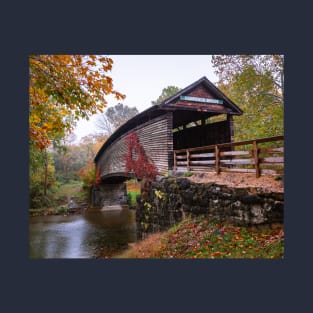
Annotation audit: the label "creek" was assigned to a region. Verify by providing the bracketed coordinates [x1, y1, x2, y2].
[29, 208, 137, 258]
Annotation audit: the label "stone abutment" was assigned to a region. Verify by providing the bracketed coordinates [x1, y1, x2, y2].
[92, 182, 127, 209]
[136, 177, 284, 238]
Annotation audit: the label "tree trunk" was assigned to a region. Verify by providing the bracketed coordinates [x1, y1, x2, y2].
[44, 149, 48, 196]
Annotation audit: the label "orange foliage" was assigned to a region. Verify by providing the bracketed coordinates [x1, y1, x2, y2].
[29, 55, 125, 150]
[78, 162, 96, 188]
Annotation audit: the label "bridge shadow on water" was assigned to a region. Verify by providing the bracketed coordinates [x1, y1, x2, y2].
[82, 207, 138, 257]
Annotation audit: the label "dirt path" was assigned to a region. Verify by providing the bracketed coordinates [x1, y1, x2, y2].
[187, 172, 284, 193]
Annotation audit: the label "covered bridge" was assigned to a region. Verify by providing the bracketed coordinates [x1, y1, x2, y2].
[92, 76, 243, 208]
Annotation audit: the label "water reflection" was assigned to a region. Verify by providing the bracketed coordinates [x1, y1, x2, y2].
[29, 208, 137, 259]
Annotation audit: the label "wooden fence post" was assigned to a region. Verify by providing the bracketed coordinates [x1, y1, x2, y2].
[187, 149, 190, 171]
[253, 140, 260, 178]
[173, 151, 177, 171]
[215, 145, 220, 175]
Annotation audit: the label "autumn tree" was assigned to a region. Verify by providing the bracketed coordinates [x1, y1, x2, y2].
[29, 55, 125, 150]
[76, 134, 107, 189]
[151, 86, 181, 105]
[95, 103, 138, 135]
[30, 143, 56, 208]
[211, 55, 284, 140]
[29, 55, 124, 207]
[79, 134, 106, 158]
[53, 133, 106, 183]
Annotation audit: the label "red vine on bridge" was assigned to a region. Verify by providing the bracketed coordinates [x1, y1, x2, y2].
[125, 132, 157, 181]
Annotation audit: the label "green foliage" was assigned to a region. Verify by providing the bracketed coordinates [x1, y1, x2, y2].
[207, 114, 227, 124]
[184, 172, 193, 177]
[143, 201, 152, 211]
[155, 189, 166, 200]
[275, 175, 283, 181]
[126, 179, 141, 208]
[127, 190, 140, 207]
[29, 144, 57, 208]
[151, 86, 181, 105]
[56, 206, 68, 214]
[30, 131, 103, 209]
[211, 55, 284, 141]
[30, 195, 53, 209]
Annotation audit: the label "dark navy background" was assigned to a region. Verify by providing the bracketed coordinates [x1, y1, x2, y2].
[1, 1, 311, 312]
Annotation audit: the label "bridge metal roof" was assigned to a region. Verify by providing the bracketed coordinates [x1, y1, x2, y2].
[94, 76, 242, 163]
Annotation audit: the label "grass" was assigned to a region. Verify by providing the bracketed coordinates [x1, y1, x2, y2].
[157, 217, 284, 259]
[30, 180, 87, 214]
[53, 180, 83, 198]
[51, 180, 88, 205]
[127, 190, 141, 207]
[126, 180, 141, 208]
[111, 216, 284, 259]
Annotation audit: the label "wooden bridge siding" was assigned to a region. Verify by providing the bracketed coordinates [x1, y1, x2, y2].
[166, 112, 174, 170]
[97, 113, 171, 178]
[133, 113, 170, 175]
[98, 135, 127, 177]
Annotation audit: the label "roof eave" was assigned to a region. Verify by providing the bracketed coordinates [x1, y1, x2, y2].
[160, 76, 242, 115]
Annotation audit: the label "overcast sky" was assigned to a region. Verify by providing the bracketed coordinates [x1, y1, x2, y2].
[74, 55, 218, 142]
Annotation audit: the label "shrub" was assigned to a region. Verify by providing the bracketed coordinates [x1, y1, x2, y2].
[184, 172, 193, 177]
[275, 175, 283, 181]
[56, 206, 68, 214]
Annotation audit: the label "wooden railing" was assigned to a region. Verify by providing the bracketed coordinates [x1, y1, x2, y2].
[173, 135, 284, 178]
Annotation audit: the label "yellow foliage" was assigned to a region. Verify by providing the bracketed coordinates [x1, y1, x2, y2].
[29, 55, 125, 150]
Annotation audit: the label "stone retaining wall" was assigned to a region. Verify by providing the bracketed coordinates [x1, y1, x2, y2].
[136, 177, 284, 237]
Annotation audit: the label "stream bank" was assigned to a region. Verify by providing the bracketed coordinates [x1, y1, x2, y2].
[114, 216, 284, 259]
[136, 175, 284, 239]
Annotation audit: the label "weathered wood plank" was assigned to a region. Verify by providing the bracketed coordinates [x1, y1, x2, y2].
[260, 163, 284, 168]
[98, 114, 170, 177]
[190, 160, 216, 165]
[174, 135, 284, 153]
[190, 152, 215, 158]
[187, 149, 190, 171]
[220, 168, 256, 173]
[215, 145, 220, 175]
[260, 157, 284, 163]
[190, 167, 215, 172]
[220, 159, 255, 165]
[253, 140, 260, 178]
[259, 147, 284, 153]
[220, 150, 251, 156]
[173, 150, 177, 170]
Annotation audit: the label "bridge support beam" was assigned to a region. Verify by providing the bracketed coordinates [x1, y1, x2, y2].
[91, 182, 127, 209]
